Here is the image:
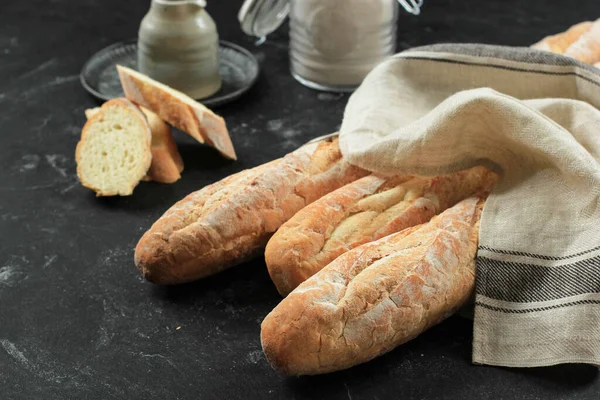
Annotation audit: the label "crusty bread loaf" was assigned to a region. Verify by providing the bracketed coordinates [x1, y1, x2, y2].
[117, 65, 236, 160]
[532, 19, 600, 65]
[86, 106, 184, 184]
[76, 98, 152, 196]
[564, 19, 600, 64]
[532, 21, 592, 54]
[261, 196, 485, 375]
[134, 137, 369, 284]
[265, 166, 496, 296]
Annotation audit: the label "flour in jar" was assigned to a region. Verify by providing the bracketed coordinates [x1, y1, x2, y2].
[289, 0, 397, 89]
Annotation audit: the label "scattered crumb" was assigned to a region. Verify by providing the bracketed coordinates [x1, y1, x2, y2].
[317, 92, 343, 101]
[18, 155, 40, 172]
[246, 350, 263, 364]
[176, 326, 181, 331]
[266, 119, 284, 132]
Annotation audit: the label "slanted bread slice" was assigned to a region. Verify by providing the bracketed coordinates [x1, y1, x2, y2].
[117, 65, 236, 160]
[76, 98, 152, 196]
[141, 108, 184, 183]
[85, 106, 184, 184]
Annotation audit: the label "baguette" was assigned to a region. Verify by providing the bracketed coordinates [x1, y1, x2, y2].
[564, 19, 600, 64]
[117, 65, 236, 160]
[86, 106, 184, 184]
[134, 137, 369, 284]
[261, 196, 485, 375]
[532, 21, 592, 54]
[265, 166, 496, 296]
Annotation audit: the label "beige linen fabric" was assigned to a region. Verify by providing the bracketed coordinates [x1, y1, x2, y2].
[339, 44, 600, 367]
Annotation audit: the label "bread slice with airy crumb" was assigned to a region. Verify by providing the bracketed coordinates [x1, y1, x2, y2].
[76, 98, 152, 196]
[85, 106, 184, 184]
[116, 65, 237, 160]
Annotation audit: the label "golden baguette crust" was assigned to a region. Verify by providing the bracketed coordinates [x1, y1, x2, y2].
[135, 138, 369, 284]
[564, 19, 600, 64]
[265, 166, 496, 296]
[117, 65, 237, 160]
[85, 106, 184, 184]
[261, 196, 484, 375]
[532, 21, 592, 54]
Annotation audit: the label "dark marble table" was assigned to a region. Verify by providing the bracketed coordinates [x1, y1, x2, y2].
[1, 0, 599, 398]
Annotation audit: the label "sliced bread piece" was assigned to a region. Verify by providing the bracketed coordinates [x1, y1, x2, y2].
[141, 108, 184, 183]
[116, 65, 236, 160]
[85, 106, 184, 184]
[76, 98, 152, 196]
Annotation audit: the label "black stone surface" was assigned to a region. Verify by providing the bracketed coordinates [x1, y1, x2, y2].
[1, 0, 599, 398]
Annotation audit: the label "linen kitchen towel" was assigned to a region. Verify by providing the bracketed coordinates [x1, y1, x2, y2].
[339, 44, 600, 367]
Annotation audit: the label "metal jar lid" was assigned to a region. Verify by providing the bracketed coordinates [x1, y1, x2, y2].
[238, 0, 291, 38]
[238, 0, 423, 38]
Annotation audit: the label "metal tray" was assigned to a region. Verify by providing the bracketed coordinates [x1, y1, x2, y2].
[80, 39, 260, 107]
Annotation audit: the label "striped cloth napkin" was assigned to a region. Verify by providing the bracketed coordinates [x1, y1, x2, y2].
[339, 44, 600, 367]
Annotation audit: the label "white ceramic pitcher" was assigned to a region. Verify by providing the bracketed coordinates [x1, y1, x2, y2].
[138, 0, 221, 99]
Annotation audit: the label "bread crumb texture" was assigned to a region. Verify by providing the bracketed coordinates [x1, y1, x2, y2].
[76, 99, 151, 196]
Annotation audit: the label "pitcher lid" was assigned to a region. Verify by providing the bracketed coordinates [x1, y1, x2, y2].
[238, 0, 290, 38]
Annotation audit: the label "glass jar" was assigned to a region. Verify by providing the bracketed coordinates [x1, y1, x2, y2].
[138, 0, 221, 99]
[239, 0, 422, 92]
